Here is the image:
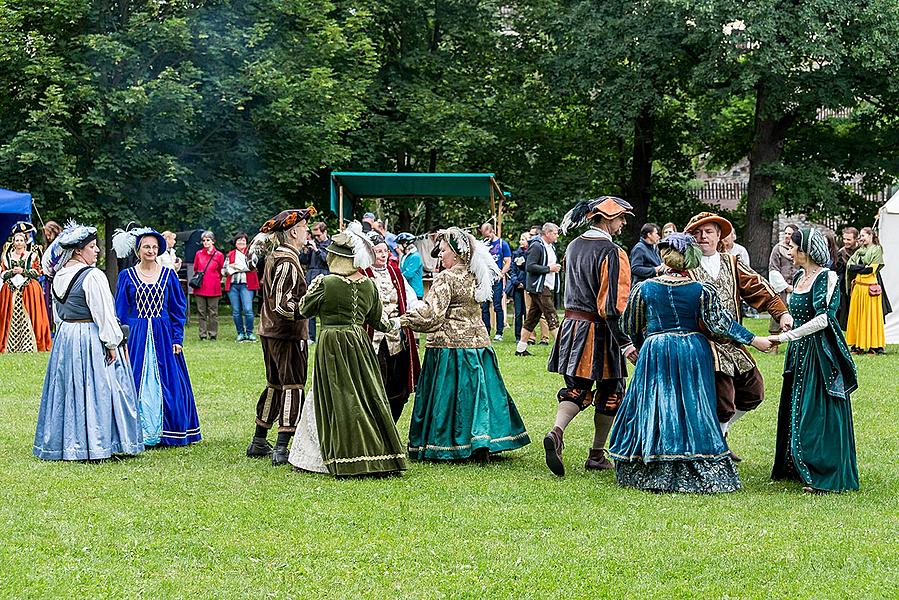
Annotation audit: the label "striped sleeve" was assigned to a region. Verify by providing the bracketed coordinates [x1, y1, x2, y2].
[271, 260, 299, 320]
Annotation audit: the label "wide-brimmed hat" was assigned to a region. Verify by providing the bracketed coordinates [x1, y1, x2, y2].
[561, 196, 634, 234]
[684, 212, 733, 239]
[112, 227, 168, 258]
[8, 221, 37, 241]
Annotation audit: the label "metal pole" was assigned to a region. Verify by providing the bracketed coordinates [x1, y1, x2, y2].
[338, 185, 345, 230]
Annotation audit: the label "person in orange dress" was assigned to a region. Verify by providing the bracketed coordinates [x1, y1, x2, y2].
[0, 222, 52, 352]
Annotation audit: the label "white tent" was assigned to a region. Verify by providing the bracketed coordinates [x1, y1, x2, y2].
[878, 190, 899, 344]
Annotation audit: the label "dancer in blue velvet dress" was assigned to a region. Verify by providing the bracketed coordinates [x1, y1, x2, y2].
[114, 228, 201, 446]
[33, 221, 144, 461]
[609, 234, 773, 493]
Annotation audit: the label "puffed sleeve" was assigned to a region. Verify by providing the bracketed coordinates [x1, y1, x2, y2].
[735, 257, 788, 321]
[621, 282, 647, 340]
[114, 269, 131, 326]
[165, 268, 187, 345]
[27, 251, 41, 279]
[699, 282, 755, 345]
[400, 270, 452, 332]
[364, 279, 392, 333]
[83, 268, 123, 348]
[598, 247, 633, 349]
[298, 274, 326, 318]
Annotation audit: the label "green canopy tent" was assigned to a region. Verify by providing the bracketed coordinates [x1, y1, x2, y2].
[329, 172, 507, 235]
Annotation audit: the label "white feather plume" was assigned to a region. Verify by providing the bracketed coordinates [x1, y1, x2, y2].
[111, 228, 135, 259]
[248, 231, 274, 264]
[441, 227, 500, 302]
[343, 221, 375, 269]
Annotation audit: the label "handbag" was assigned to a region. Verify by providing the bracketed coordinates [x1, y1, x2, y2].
[189, 253, 216, 289]
[869, 284, 882, 297]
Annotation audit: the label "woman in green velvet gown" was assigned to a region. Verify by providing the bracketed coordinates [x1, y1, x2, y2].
[290, 222, 407, 477]
[770, 227, 859, 492]
[400, 227, 530, 461]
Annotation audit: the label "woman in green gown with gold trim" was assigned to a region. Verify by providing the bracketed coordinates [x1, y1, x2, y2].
[770, 227, 859, 492]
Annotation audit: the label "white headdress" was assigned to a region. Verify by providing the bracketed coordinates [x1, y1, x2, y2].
[326, 221, 375, 270]
[438, 227, 500, 302]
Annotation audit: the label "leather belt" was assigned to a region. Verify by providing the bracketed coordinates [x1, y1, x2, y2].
[63, 318, 93, 323]
[564, 309, 600, 322]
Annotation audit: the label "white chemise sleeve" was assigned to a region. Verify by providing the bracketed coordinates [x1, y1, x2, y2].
[83, 268, 124, 348]
[777, 271, 837, 342]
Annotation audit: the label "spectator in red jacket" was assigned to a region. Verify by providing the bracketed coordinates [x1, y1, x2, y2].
[225, 232, 260, 342]
[193, 230, 224, 340]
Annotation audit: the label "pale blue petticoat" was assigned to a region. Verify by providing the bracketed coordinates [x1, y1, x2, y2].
[33, 321, 144, 460]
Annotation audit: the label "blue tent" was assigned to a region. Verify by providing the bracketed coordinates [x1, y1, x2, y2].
[0, 188, 32, 242]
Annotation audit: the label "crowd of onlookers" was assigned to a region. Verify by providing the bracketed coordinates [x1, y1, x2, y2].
[0, 214, 891, 354]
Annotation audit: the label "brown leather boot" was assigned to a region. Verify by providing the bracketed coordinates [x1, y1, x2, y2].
[543, 427, 565, 477]
[584, 448, 614, 471]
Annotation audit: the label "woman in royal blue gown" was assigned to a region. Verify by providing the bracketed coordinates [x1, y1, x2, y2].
[114, 228, 201, 446]
[608, 234, 772, 493]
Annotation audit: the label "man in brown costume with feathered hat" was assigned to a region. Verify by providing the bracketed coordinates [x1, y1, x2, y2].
[544, 196, 639, 477]
[684, 211, 792, 461]
[246, 207, 316, 466]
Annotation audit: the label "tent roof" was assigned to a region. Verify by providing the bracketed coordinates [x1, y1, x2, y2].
[332, 172, 498, 199]
[329, 172, 504, 220]
[882, 189, 899, 214]
[0, 188, 31, 215]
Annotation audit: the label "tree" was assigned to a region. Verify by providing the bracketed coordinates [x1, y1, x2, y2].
[686, 0, 899, 266]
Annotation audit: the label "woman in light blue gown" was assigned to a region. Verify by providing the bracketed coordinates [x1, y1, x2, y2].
[33, 222, 144, 461]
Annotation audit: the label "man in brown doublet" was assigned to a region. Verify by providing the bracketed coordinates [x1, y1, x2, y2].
[246, 207, 315, 466]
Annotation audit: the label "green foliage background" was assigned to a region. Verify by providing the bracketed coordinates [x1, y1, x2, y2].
[2, 1, 898, 252]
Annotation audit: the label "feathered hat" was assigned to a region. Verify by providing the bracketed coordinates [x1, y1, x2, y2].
[327, 221, 375, 271]
[112, 225, 167, 258]
[560, 196, 634, 235]
[8, 221, 37, 244]
[436, 226, 500, 302]
[42, 219, 98, 277]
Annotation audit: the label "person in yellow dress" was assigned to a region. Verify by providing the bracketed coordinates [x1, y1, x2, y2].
[845, 226, 892, 354]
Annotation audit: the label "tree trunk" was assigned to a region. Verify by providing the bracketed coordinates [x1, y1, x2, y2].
[624, 110, 655, 245]
[745, 84, 793, 270]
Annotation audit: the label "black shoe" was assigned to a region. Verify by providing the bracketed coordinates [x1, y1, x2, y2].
[246, 436, 273, 458]
[271, 445, 290, 466]
[527, 339, 536, 345]
[539, 340, 549, 346]
[515, 350, 533, 356]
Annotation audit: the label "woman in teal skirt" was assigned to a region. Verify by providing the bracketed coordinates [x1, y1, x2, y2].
[400, 227, 530, 461]
[770, 227, 859, 492]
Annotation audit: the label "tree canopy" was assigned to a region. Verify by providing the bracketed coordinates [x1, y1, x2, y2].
[2, 0, 897, 269]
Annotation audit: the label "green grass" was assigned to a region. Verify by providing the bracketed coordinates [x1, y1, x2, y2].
[1, 316, 897, 598]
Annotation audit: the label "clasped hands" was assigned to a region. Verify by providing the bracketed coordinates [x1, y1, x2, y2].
[751, 313, 793, 353]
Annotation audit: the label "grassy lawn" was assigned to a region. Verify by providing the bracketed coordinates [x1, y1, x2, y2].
[1, 316, 897, 598]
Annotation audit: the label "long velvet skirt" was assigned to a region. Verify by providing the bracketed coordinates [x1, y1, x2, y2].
[609, 331, 740, 493]
[312, 324, 407, 476]
[33, 322, 144, 460]
[408, 347, 530, 460]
